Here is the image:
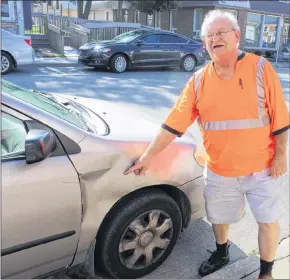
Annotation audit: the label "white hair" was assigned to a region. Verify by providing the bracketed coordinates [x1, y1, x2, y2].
[201, 10, 240, 38]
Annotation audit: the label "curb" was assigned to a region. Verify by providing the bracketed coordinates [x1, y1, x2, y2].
[202, 256, 260, 280]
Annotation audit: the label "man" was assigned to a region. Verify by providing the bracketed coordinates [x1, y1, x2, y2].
[124, 10, 289, 280]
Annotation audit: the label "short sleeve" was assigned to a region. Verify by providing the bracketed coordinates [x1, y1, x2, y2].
[161, 76, 199, 137]
[263, 61, 290, 136]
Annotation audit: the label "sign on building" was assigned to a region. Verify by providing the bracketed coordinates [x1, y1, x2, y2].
[219, 1, 251, 9]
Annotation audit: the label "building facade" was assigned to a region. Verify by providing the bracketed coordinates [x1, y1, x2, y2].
[1, 0, 31, 35]
[154, 0, 290, 52]
[67, 1, 289, 51]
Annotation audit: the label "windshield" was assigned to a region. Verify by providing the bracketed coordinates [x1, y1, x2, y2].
[112, 30, 148, 43]
[2, 80, 108, 135]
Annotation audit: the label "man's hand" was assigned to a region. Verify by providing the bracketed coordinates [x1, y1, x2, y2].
[123, 154, 154, 176]
[270, 154, 287, 178]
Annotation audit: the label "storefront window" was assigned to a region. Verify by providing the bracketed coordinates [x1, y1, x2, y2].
[245, 13, 262, 47]
[123, 10, 128, 22]
[1, 0, 13, 19]
[262, 16, 279, 48]
[135, 11, 140, 23]
[193, 8, 205, 38]
[147, 13, 153, 26]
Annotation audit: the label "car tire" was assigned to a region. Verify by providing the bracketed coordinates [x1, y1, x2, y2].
[110, 54, 128, 73]
[181, 55, 196, 72]
[1, 51, 13, 75]
[95, 190, 182, 279]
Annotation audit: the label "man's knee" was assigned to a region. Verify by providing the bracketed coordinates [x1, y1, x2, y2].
[257, 221, 279, 231]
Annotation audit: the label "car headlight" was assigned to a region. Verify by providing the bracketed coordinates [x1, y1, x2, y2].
[99, 48, 111, 53]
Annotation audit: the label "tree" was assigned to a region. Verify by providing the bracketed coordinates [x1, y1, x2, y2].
[67, 0, 93, 19]
[31, 0, 93, 19]
[125, 0, 179, 15]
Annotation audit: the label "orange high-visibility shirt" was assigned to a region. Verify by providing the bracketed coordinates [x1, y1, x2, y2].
[162, 52, 290, 177]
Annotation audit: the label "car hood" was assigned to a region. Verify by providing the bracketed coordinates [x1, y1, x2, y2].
[79, 40, 124, 50]
[62, 95, 195, 145]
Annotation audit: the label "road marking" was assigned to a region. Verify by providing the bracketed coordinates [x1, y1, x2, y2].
[46, 67, 66, 74]
[32, 74, 89, 77]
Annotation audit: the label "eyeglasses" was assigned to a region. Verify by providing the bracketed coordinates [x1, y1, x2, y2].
[203, 29, 235, 40]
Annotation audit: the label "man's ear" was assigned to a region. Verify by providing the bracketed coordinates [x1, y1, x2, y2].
[235, 29, 241, 43]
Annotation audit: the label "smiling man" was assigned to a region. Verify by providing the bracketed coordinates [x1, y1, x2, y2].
[124, 10, 290, 279]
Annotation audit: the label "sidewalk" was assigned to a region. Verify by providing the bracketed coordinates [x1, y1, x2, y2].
[34, 46, 79, 64]
[202, 237, 289, 280]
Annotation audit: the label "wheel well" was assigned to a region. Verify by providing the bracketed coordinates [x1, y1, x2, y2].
[109, 52, 131, 67]
[1, 50, 16, 68]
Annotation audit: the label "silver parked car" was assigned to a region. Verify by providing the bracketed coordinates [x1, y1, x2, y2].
[1, 80, 206, 279]
[1, 29, 35, 74]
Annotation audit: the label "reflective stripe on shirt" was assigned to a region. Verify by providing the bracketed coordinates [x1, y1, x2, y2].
[194, 57, 270, 131]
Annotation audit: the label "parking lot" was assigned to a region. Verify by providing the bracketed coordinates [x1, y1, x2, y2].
[3, 62, 290, 279]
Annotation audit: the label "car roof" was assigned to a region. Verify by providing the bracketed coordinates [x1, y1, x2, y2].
[138, 28, 200, 43]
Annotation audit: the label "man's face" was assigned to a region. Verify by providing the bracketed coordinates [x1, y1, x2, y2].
[202, 18, 240, 60]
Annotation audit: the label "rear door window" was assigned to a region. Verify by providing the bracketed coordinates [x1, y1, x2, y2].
[143, 34, 160, 44]
[160, 35, 181, 44]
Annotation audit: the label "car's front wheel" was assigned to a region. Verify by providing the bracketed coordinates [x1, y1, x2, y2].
[110, 54, 128, 73]
[181, 55, 196, 72]
[1, 51, 13, 74]
[95, 190, 182, 279]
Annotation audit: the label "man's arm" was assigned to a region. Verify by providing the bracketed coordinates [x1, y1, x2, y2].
[263, 61, 290, 177]
[270, 131, 288, 178]
[124, 76, 198, 176]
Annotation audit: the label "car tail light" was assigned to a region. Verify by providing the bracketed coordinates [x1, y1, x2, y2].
[24, 39, 31, 46]
[200, 45, 205, 50]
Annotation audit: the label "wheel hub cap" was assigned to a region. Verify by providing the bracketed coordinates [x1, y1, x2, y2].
[139, 231, 154, 247]
[1, 56, 9, 73]
[115, 57, 126, 72]
[118, 210, 173, 270]
[184, 57, 195, 71]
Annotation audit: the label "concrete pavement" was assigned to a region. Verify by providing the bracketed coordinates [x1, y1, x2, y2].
[3, 61, 289, 279]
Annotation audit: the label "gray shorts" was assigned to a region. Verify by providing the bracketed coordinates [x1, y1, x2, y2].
[203, 166, 284, 224]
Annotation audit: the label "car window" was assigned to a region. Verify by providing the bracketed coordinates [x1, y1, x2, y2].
[160, 35, 180, 44]
[143, 34, 160, 44]
[1, 112, 27, 159]
[178, 37, 189, 44]
[112, 30, 149, 43]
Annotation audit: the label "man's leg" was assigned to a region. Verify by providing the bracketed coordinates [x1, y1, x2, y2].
[257, 221, 280, 279]
[199, 168, 244, 276]
[245, 170, 284, 279]
[213, 224, 230, 244]
[258, 221, 280, 261]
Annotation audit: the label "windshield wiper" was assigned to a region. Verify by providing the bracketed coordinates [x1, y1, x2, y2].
[32, 90, 94, 133]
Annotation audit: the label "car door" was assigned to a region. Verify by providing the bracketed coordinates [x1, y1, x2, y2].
[159, 34, 183, 66]
[1, 106, 82, 279]
[131, 34, 162, 66]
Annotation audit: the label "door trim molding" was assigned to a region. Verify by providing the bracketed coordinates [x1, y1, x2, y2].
[1, 230, 76, 257]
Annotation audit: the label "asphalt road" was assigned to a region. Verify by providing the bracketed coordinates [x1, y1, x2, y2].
[3, 61, 289, 279]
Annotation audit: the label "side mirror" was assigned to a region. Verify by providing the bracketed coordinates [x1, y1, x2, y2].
[25, 130, 56, 164]
[136, 40, 145, 46]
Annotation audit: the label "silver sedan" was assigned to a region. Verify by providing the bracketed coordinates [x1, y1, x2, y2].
[1, 80, 206, 279]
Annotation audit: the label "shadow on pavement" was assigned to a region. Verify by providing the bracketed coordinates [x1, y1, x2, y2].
[3, 65, 194, 109]
[144, 219, 251, 279]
